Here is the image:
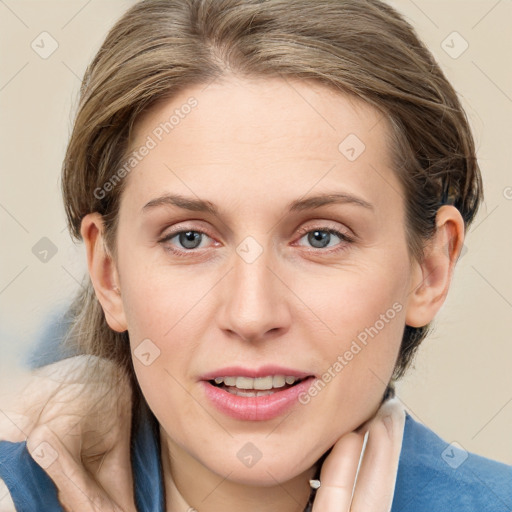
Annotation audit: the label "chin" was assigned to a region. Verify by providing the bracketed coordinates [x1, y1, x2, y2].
[205, 451, 316, 487]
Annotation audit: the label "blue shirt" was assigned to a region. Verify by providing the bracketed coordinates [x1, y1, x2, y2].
[0, 404, 511, 511]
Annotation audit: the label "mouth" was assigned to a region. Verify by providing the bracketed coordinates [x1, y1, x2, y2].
[201, 373, 317, 421]
[208, 375, 309, 397]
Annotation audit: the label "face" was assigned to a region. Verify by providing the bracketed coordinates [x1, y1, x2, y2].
[111, 75, 416, 485]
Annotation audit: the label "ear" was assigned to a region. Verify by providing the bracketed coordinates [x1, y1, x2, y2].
[405, 205, 465, 328]
[81, 213, 128, 332]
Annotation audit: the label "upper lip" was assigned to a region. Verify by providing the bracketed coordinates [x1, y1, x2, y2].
[200, 365, 315, 381]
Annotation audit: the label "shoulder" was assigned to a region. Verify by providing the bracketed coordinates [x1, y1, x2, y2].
[392, 411, 512, 512]
[0, 439, 62, 511]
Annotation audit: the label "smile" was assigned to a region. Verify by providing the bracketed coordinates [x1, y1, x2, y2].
[211, 374, 304, 394]
[202, 376, 317, 421]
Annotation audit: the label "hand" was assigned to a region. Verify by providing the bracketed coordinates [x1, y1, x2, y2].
[312, 397, 406, 512]
[1, 355, 136, 512]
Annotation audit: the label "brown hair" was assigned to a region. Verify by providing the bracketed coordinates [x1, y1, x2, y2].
[61, 0, 483, 399]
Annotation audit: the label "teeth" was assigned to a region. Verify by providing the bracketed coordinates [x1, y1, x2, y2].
[226, 388, 276, 397]
[236, 376, 260, 389]
[272, 375, 286, 388]
[212, 375, 301, 390]
[224, 376, 237, 386]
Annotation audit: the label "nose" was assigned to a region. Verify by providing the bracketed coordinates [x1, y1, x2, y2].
[216, 239, 292, 343]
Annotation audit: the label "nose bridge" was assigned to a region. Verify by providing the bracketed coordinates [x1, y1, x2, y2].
[218, 235, 290, 341]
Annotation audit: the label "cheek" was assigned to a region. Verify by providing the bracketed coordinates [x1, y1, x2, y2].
[116, 246, 205, 395]
[295, 255, 408, 423]
[300, 257, 408, 348]
[116, 245, 178, 338]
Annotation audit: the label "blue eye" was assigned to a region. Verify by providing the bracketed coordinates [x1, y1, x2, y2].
[159, 225, 353, 257]
[160, 230, 211, 252]
[296, 227, 353, 252]
[298, 228, 342, 249]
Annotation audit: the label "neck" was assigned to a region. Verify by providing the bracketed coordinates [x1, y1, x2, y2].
[160, 428, 318, 512]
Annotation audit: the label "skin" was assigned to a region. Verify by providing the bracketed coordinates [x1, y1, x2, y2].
[25, 75, 464, 512]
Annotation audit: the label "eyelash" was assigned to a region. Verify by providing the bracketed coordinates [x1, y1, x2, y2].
[158, 224, 354, 257]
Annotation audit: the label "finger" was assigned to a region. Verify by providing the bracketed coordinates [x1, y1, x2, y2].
[350, 398, 406, 512]
[84, 418, 135, 512]
[26, 424, 122, 512]
[312, 430, 366, 511]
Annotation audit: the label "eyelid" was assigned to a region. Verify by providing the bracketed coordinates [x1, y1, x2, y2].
[159, 219, 214, 238]
[158, 224, 216, 245]
[159, 221, 352, 243]
[293, 224, 355, 254]
[295, 222, 354, 240]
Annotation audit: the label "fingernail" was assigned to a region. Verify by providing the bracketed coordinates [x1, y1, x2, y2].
[309, 479, 321, 489]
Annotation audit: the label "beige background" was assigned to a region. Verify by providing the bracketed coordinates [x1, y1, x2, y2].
[0, 0, 511, 464]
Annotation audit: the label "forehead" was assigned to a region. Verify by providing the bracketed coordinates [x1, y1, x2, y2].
[122, 75, 401, 216]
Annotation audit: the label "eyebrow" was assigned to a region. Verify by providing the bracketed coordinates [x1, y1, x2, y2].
[142, 192, 374, 215]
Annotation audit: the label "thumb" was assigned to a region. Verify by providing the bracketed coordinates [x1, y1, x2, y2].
[26, 424, 126, 512]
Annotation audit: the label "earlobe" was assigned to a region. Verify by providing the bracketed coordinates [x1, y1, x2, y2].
[80, 213, 128, 332]
[405, 205, 465, 328]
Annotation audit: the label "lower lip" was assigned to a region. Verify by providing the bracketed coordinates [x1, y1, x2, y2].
[201, 377, 316, 421]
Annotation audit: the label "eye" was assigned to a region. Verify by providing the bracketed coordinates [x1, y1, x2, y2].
[158, 224, 354, 257]
[159, 229, 214, 256]
[295, 225, 354, 253]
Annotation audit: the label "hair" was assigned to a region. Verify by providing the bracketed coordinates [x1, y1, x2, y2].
[60, 0, 483, 407]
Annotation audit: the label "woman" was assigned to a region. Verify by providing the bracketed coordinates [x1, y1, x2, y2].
[0, 0, 510, 510]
